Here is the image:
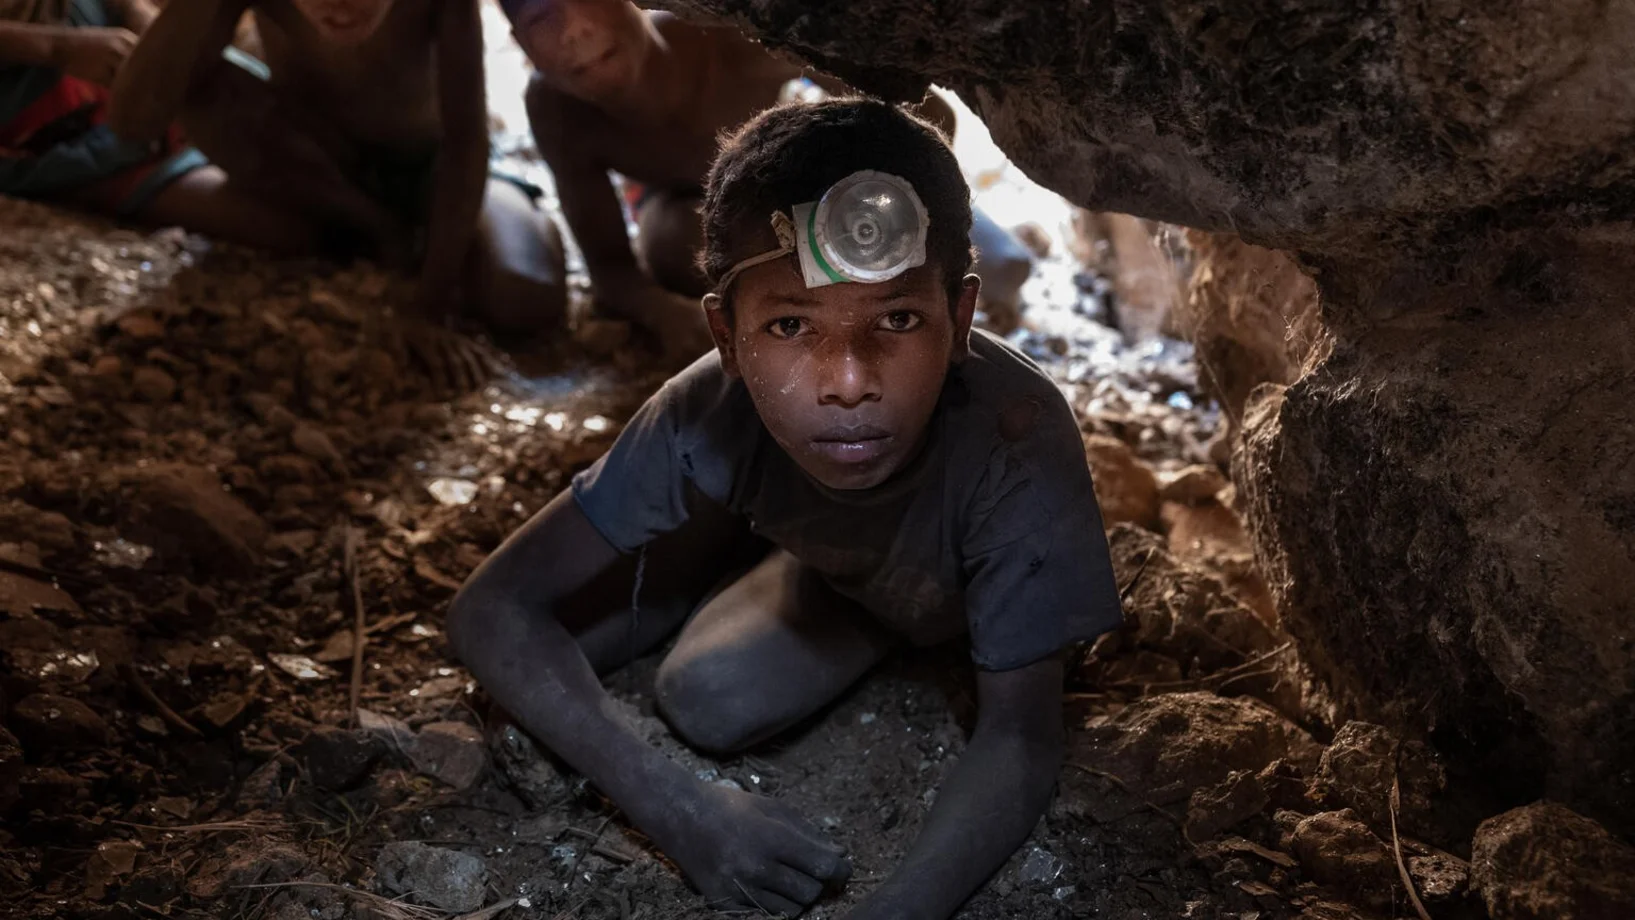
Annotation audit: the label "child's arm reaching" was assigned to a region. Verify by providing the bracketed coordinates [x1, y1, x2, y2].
[448, 491, 850, 913]
[417, 0, 486, 319]
[842, 656, 1064, 920]
[526, 88, 712, 357]
[0, 19, 134, 85]
[108, 0, 246, 141]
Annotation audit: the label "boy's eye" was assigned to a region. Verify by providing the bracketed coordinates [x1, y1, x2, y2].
[766, 317, 809, 339]
[877, 310, 923, 332]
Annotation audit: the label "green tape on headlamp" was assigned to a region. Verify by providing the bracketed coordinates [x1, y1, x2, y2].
[713, 170, 930, 295]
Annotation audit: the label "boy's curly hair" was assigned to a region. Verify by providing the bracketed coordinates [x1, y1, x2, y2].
[700, 98, 974, 308]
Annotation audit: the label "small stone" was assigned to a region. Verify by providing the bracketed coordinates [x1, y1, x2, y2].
[1408, 850, 1468, 904]
[9, 693, 111, 751]
[115, 312, 166, 341]
[293, 725, 385, 791]
[1471, 801, 1635, 920]
[376, 842, 487, 913]
[132, 366, 176, 402]
[290, 425, 347, 474]
[1159, 464, 1229, 505]
[1185, 769, 1270, 842]
[1018, 847, 1063, 884]
[1083, 434, 1160, 529]
[1308, 721, 1446, 843]
[357, 708, 415, 750]
[242, 759, 284, 808]
[489, 721, 562, 809]
[1289, 809, 1397, 909]
[410, 721, 487, 790]
[90, 355, 124, 377]
[118, 463, 268, 575]
[1077, 692, 1314, 806]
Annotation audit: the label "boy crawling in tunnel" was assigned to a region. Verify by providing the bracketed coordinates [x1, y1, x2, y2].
[106, 0, 566, 389]
[450, 99, 1122, 918]
[0, 0, 306, 242]
[503, 0, 1033, 360]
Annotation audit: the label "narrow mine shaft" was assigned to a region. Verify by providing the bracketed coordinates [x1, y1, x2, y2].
[2, 1, 1632, 919]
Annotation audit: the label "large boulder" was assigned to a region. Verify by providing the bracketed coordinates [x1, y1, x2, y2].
[657, 0, 1635, 834]
[1471, 802, 1635, 920]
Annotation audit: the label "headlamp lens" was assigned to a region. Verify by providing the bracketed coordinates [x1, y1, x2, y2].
[811, 171, 928, 284]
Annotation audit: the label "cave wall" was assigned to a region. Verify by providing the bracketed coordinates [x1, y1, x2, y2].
[658, 0, 1635, 260]
[657, 0, 1635, 831]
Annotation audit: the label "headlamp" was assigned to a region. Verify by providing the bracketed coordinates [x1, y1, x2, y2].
[712, 170, 929, 296]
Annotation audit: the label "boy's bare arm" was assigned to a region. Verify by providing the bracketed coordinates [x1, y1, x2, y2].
[528, 87, 708, 350]
[845, 656, 1065, 920]
[448, 491, 848, 909]
[105, 0, 161, 32]
[109, 0, 246, 140]
[416, 0, 487, 316]
[0, 21, 73, 67]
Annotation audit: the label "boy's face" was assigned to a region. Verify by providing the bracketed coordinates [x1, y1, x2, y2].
[709, 259, 979, 491]
[514, 0, 649, 104]
[292, 0, 395, 44]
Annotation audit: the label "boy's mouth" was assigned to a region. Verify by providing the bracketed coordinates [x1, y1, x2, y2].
[809, 424, 892, 465]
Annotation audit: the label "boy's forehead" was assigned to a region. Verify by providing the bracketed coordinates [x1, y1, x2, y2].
[736, 259, 942, 311]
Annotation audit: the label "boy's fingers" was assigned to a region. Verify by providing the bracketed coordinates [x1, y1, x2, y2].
[777, 840, 850, 884]
[743, 887, 801, 918]
[760, 864, 824, 906]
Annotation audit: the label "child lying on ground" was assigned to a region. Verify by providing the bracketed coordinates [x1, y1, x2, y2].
[107, 0, 566, 390]
[504, 0, 1033, 359]
[449, 99, 1122, 919]
[0, 0, 308, 245]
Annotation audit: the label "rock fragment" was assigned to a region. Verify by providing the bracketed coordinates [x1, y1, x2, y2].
[292, 725, 385, 791]
[131, 366, 176, 402]
[409, 721, 487, 790]
[1307, 721, 1446, 843]
[1471, 801, 1635, 920]
[375, 841, 487, 912]
[489, 721, 562, 809]
[1186, 769, 1269, 842]
[1289, 809, 1397, 909]
[1076, 692, 1315, 805]
[1083, 435, 1159, 529]
[117, 463, 267, 575]
[9, 693, 111, 750]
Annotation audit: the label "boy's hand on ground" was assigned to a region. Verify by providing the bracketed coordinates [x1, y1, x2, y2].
[56, 28, 138, 86]
[398, 320, 501, 394]
[657, 783, 850, 917]
[594, 286, 715, 363]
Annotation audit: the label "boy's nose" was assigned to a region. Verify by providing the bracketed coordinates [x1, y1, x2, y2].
[816, 342, 883, 409]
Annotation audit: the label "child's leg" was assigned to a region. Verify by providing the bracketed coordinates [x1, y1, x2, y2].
[654, 550, 898, 754]
[633, 188, 709, 298]
[136, 163, 319, 253]
[464, 177, 569, 337]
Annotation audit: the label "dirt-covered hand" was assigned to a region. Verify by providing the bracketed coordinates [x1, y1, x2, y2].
[657, 783, 851, 917]
[398, 320, 500, 394]
[56, 28, 138, 86]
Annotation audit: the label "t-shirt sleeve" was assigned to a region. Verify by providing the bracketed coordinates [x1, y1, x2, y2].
[569, 382, 692, 553]
[961, 401, 1124, 671]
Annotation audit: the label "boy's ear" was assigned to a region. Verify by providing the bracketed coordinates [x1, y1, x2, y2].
[951, 274, 980, 361]
[701, 294, 742, 377]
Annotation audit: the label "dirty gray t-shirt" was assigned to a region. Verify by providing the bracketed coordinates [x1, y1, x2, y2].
[570, 330, 1123, 671]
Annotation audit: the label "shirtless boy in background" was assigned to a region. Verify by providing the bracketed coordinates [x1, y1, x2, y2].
[505, 0, 1032, 358]
[0, 0, 307, 245]
[108, 0, 566, 388]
